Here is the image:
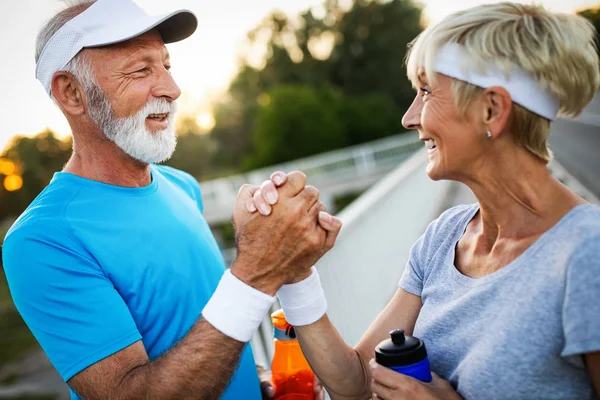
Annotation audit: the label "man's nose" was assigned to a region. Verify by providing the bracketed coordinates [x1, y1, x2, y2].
[152, 68, 181, 102]
[402, 96, 422, 130]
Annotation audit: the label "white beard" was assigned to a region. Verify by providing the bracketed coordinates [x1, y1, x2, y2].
[86, 83, 178, 164]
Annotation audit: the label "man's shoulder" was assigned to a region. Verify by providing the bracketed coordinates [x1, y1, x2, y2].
[4, 178, 79, 244]
[152, 165, 197, 186]
[152, 165, 203, 211]
[153, 165, 200, 194]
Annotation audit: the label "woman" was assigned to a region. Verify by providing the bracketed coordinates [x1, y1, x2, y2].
[249, 2, 600, 399]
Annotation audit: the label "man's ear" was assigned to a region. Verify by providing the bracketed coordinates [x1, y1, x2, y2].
[481, 86, 512, 138]
[51, 71, 86, 116]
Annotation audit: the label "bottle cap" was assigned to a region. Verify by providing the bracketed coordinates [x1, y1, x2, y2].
[375, 329, 428, 367]
[271, 309, 296, 341]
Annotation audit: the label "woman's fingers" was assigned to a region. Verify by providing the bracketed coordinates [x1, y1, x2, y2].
[253, 189, 272, 215]
[260, 179, 279, 205]
[270, 171, 287, 187]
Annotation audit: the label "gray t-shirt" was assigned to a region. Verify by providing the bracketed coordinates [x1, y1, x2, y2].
[399, 203, 600, 400]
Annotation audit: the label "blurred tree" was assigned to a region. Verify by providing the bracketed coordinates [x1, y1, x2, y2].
[328, 0, 422, 108]
[164, 115, 220, 180]
[246, 84, 346, 169]
[212, 0, 422, 171]
[246, 84, 404, 169]
[579, 7, 600, 54]
[0, 130, 71, 220]
[337, 92, 404, 145]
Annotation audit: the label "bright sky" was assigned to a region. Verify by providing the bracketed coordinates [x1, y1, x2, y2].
[3, 0, 599, 151]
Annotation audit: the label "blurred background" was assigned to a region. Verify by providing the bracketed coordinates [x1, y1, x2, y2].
[1, 0, 599, 398]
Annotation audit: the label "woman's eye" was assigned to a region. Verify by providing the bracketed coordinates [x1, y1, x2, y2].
[136, 67, 150, 74]
[420, 87, 431, 97]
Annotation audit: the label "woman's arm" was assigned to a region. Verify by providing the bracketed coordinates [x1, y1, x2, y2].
[294, 288, 422, 400]
[585, 351, 600, 396]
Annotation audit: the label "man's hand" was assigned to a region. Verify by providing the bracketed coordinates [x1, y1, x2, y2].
[245, 171, 341, 237]
[369, 359, 462, 400]
[258, 365, 325, 400]
[231, 170, 341, 295]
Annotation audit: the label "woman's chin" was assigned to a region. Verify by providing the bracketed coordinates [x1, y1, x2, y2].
[425, 162, 444, 181]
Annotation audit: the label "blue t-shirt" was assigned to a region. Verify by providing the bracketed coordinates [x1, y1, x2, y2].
[2, 165, 261, 400]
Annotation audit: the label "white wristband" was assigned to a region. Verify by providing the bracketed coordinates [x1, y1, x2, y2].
[202, 269, 276, 342]
[277, 267, 327, 326]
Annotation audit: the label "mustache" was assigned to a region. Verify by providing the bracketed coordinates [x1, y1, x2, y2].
[141, 98, 178, 117]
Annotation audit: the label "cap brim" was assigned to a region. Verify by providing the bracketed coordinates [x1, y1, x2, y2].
[84, 9, 198, 48]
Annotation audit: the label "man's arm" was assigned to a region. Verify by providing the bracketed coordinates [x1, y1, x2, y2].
[69, 171, 341, 399]
[294, 289, 422, 400]
[69, 318, 243, 399]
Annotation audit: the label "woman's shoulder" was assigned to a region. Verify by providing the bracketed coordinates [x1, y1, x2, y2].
[412, 203, 479, 263]
[556, 204, 600, 248]
[424, 203, 479, 240]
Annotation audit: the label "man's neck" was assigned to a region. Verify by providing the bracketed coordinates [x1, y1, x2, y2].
[64, 129, 152, 188]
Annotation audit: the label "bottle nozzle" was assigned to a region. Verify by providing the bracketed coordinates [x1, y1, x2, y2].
[390, 329, 406, 344]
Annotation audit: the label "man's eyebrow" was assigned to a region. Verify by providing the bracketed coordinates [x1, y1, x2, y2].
[123, 50, 171, 68]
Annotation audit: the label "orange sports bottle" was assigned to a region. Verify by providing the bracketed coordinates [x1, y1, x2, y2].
[271, 309, 316, 399]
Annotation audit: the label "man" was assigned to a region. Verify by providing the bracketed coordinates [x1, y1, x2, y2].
[2, 0, 341, 398]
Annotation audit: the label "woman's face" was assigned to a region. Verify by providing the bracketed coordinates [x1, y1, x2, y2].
[402, 72, 486, 181]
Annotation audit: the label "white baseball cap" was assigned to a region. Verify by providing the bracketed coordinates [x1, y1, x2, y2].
[35, 0, 198, 96]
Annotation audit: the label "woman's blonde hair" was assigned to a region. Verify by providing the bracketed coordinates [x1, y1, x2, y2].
[405, 2, 600, 163]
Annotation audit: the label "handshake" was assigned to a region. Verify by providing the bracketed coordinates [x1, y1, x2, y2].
[230, 170, 343, 297]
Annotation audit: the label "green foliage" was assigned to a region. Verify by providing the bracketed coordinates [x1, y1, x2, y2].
[0, 130, 71, 220]
[337, 92, 404, 145]
[246, 85, 346, 169]
[578, 7, 600, 53]
[328, 0, 422, 108]
[163, 115, 221, 180]
[246, 84, 404, 169]
[212, 0, 422, 170]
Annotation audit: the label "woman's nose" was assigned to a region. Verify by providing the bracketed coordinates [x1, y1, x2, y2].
[402, 96, 422, 130]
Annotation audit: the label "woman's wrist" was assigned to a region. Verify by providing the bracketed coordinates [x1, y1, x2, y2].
[277, 266, 327, 326]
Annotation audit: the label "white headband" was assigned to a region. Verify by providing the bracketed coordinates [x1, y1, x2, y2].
[35, 0, 197, 96]
[433, 43, 559, 120]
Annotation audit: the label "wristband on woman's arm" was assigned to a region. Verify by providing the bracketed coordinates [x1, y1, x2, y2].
[202, 269, 276, 342]
[277, 266, 327, 326]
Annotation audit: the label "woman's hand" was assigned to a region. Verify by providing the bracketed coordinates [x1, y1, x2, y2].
[245, 171, 335, 226]
[258, 365, 324, 399]
[369, 359, 461, 400]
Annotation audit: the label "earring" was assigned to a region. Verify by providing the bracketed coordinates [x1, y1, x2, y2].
[486, 131, 493, 139]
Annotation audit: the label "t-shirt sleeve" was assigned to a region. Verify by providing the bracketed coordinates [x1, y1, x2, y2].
[2, 229, 142, 382]
[189, 180, 204, 214]
[398, 232, 427, 296]
[561, 234, 600, 357]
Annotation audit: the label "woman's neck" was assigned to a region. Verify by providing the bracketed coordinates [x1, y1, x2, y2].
[459, 149, 584, 245]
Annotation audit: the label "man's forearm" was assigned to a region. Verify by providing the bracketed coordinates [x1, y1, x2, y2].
[126, 318, 245, 400]
[295, 314, 371, 400]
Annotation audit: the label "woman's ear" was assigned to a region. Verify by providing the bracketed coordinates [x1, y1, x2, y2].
[481, 86, 512, 138]
[51, 71, 86, 116]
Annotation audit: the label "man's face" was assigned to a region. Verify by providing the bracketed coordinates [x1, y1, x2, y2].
[81, 29, 181, 164]
[87, 29, 180, 132]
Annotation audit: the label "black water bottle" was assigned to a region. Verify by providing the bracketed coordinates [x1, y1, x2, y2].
[375, 329, 432, 382]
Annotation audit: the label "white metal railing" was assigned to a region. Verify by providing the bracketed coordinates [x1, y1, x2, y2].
[200, 133, 422, 224]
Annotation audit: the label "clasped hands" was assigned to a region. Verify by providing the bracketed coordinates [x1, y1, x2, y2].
[230, 170, 341, 296]
[231, 171, 460, 400]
